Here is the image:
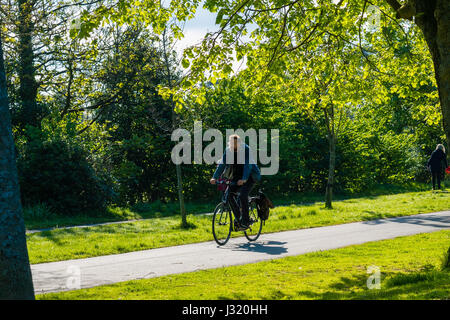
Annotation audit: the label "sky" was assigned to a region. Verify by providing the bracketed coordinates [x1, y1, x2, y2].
[173, 5, 219, 58]
[171, 4, 250, 74]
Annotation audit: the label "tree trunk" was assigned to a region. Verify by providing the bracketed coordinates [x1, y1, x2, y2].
[176, 163, 188, 227]
[170, 105, 188, 228]
[0, 33, 35, 300]
[172, 105, 188, 228]
[325, 132, 336, 209]
[432, 0, 450, 149]
[415, 0, 450, 148]
[162, 27, 188, 228]
[17, 0, 39, 128]
[386, 0, 450, 147]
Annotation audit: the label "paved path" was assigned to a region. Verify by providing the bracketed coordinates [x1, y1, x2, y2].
[31, 211, 450, 294]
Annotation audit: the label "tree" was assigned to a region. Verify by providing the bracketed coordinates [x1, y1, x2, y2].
[385, 0, 450, 148]
[1, 0, 113, 129]
[159, 0, 449, 150]
[90, 25, 184, 206]
[16, 0, 39, 128]
[161, 26, 188, 228]
[144, 0, 446, 204]
[0, 30, 35, 300]
[250, 33, 362, 208]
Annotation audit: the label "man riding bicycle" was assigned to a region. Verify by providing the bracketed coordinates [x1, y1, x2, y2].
[210, 134, 261, 229]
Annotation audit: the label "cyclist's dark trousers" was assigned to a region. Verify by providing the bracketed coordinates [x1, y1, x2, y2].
[231, 177, 255, 223]
[431, 169, 441, 189]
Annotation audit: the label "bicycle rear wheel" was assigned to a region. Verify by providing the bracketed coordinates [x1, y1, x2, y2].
[212, 202, 232, 246]
[244, 200, 262, 241]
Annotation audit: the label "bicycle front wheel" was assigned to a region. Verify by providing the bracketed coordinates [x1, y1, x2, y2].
[244, 200, 263, 242]
[212, 202, 232, 246]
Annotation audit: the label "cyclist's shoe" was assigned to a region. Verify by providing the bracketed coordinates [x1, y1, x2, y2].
[233, 219, 248, 231]
[239, 220, 251, 230]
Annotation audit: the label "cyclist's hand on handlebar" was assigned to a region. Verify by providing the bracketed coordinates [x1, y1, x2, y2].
[237, 179, 246, 186]
[210, 178, 216, 185]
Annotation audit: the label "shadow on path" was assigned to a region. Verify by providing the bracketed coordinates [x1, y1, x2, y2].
[222, 240, 288, 255]
[362, 213, 450, 229]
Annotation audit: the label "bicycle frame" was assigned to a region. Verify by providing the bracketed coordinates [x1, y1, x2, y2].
[218, 180, 259, 217]
[220, 183, 241, 219]
[212, 180, 263, 244]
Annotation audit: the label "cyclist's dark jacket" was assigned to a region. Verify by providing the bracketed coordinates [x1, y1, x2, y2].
[232, 151, 244, 180]
[213, 143, 261, 181]
[427, 149, 448, 172]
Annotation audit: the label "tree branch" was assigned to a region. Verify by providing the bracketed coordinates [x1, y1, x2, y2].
[384, 0, 402, 12]
[384, 0, 415, 20]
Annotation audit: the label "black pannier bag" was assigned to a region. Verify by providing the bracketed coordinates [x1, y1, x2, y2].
[255, 190, 274, 222]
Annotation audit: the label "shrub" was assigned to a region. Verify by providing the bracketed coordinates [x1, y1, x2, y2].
[18, 138, 111, 214]
[22, 203, 56, 220]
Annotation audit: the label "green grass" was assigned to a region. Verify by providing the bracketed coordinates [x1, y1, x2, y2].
[27, 189, 450, 264]
[38, 230, 450, 300]
[24, 201, 213, 230]
[24, 182, 441, 230]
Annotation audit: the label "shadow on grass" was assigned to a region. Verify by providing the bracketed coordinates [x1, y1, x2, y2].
[295, 268, 450, 300]
[217, 292, 249, 300]
[29, 220, 150, 245]
[176, 222, 198, 230]
[25, 201, 211, 231]
[360, 211, 387, 221]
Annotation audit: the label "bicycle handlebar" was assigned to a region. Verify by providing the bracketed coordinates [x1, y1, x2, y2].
[214, 180, 237, 186]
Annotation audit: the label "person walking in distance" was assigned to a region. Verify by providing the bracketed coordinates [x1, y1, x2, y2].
[427, 144, 448, 190]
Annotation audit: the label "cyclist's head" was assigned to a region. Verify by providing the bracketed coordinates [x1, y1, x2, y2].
[436, 144, 445, 153]
[229, 134, 241, 151]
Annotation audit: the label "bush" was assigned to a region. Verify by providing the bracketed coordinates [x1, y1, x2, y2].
[18, 138, 111, 214]
[22, 203, 56, 220]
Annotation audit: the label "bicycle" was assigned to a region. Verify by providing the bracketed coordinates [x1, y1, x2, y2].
[212, 180, 263, 246]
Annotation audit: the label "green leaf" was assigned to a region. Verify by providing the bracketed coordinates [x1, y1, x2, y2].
[182, 59, 190, 69]
[216, 9, 225, 25]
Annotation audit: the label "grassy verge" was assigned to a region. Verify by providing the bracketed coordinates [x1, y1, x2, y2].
[38, 230, 450, 300]
[27, 189, 450, 264]
[24, 182, 441, 230]
[23, 201, 213, 230]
